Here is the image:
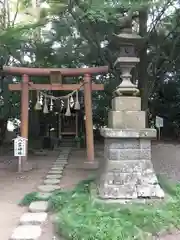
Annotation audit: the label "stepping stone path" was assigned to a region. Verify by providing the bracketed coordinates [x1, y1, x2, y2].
[55, 161, 67, 165]
[43, 179, 60, 185]
[48, 170, 63, 174]
[36, 192, 52, 200]
[9, 147, 71, 240]
[46, 174, 62, 179]
[51, 167, 64, 171]
[52, 165, 64, 169]
[38, 184, 61, 193]
[10, 225, 42, 240]
[20, 212, 47, 225]
[55, 160, 67, 163]
[29, 201, 49, 212]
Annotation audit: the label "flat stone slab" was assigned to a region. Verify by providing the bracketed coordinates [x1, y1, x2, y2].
[55, 161, 66, 163]
[29, 201, 49, 212]
[55, 160, 67, 163]
[36, 192, 52, 200]
[46, 174, 62, 179]
[51, 165, 64, 169]
[20, 212, 48, 225]
[43, 179, 60, 185]
[58, 158, 68, 160]
[57, 158, 67, 160]
[55, 162, 67, 165]
[51, 167, 63, 171]
[38, 184, 61, 192]
[52, 163, 65, 170]
[48, 170, 63, 174]
[10, 225, 41, 240]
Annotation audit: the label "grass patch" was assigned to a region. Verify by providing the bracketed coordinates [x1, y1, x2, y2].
[19, 191, 52, 206]
[49, 177, 180, 240]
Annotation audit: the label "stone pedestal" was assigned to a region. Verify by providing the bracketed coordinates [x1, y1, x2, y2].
[97, 97, 164, 200]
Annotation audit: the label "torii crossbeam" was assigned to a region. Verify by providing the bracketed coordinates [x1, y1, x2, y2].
[9, 83, 104, 91]
[4, 65, 108, 168]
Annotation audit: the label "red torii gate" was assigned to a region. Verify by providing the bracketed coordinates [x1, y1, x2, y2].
[4, 65, 108, 164]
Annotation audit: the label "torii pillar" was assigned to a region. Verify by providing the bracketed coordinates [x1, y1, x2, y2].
[20, 74, 33, 171]
[84, 74, 94, 161]
[21, 74, 29, 143]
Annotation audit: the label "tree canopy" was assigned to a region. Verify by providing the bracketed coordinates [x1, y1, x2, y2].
[0, 0, 180, 138]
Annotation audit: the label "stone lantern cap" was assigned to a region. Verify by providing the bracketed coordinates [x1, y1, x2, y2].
[114, 57, 140, 67]
[113, 28, 143, 48]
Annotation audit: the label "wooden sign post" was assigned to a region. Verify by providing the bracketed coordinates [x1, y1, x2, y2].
[13, 136, 27, 173]
[155, 116, 164, 140]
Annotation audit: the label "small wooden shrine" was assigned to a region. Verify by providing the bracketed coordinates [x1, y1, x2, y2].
[33, 80, 85, 143]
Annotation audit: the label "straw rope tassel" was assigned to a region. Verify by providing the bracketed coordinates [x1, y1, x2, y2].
[34, 91, 42, 110]
[70, 95, 74, 107]
[40, 92, 43, 105]
[74, 90, 80, 110]
[43, 97, 49, 114]
[50, 98, 53, 111]
[65, 98, 71, 116]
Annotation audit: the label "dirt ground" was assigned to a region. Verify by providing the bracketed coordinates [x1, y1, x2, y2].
[152, 142, 180, 182]
[0, 150, 59, 240]
[1, 143, 180, 240]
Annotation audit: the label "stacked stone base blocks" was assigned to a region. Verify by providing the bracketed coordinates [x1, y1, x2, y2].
[9, 147, 72, 240]
[98, 96, 164, 200]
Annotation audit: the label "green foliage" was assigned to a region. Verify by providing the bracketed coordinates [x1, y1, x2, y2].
[74, 133, 85, 146]
[0, 0, 180, 135]
[19, 191, 52, 206]
[18, 0, 32, 10]
[50, 178, 180, 240]
[18, 192, 38, 206]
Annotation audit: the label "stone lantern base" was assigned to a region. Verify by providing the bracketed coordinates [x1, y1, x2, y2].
[97, 97, 164, 200]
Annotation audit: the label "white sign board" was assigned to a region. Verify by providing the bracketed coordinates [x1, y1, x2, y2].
[13, 137, 27, 157]
[156, 116, 164, 128]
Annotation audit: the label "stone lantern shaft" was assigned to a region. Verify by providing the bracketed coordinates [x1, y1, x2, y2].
[97, 26, 164, 200]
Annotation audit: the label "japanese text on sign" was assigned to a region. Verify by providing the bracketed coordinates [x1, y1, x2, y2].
[155, 116, 164, 128]
[14, 137, 27, 157]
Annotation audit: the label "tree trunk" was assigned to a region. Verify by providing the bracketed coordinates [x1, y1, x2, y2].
[138, 10, 148, 126]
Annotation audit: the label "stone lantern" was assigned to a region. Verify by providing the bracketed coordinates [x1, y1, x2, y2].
[113, 27, 141, 96]
[97, 26, 164, 201]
